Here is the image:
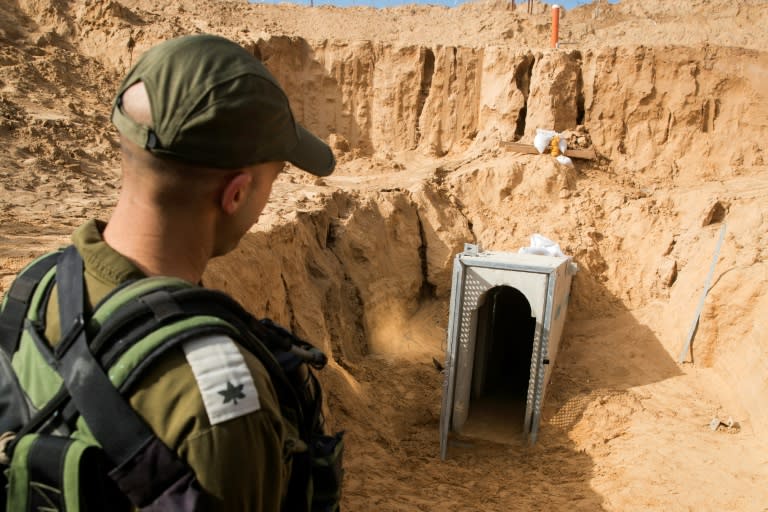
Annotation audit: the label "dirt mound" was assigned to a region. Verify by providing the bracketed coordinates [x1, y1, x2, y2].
[1, 0, 767, 510]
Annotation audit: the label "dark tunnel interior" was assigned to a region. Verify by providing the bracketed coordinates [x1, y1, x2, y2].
[464, 286, 536, 439]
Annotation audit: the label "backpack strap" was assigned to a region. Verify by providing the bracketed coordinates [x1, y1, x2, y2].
[0, 251, 60, 356]
[37, 246, 204, 511]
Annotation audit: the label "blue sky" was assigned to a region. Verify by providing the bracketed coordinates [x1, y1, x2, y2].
[252, 0, 602, 9]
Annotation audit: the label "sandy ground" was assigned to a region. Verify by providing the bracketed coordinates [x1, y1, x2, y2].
[1, 0, 767, 510]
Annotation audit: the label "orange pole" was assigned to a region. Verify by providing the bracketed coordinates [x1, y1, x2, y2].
[551, 5, 560, 49]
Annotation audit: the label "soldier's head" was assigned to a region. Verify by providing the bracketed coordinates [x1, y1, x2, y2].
[111, 34, 335, 254]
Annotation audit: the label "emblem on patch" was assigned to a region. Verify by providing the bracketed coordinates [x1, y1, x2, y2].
[219, 381, 246, 405]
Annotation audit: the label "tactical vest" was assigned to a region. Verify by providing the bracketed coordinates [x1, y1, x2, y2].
[0, 246, 344, 511]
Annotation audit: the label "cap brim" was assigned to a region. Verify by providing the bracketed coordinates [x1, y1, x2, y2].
[289, 124, 336, 177]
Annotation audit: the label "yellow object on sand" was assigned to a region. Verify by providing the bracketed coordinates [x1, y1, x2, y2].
[550, 135, 561, 157]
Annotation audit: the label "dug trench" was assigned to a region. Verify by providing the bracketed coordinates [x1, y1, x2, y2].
[1, 0, 767, 508]
[203, 145, 766, 509]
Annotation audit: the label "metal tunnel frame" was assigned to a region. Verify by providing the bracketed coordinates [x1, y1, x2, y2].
[439, 244, 576, 460]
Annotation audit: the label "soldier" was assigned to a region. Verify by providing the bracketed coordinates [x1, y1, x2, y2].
[1, 33, 336, 511]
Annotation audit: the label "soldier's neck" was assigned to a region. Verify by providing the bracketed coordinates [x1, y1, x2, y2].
[103, 199, 214, 284]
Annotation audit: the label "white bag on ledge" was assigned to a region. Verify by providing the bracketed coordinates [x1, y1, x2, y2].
[518, 233, 567, 258]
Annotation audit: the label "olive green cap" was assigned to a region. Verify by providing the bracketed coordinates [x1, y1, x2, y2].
[111, 34, 335, 175]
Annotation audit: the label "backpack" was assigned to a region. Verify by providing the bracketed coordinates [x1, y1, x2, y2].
[0, 245, 344, 511]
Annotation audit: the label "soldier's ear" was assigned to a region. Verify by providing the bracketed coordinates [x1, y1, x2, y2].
[220, 172, 252, 215]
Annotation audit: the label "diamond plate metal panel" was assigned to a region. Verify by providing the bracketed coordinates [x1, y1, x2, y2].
[523, 309, 544, 434]
[451, 269, 486, 427]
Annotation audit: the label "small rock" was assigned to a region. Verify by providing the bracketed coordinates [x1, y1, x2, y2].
[701, 200, 727, 226]
[328, 133, 350, 153]
[657, 257, 677, 287]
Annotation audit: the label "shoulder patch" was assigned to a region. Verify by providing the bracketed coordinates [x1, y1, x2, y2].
[182, 335, 261, 425]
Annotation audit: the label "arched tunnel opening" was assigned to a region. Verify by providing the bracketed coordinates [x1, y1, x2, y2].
[463, 285, 536, 441]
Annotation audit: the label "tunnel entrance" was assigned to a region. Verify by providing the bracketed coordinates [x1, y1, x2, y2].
[439, 244, 576, 459]
[462, 286, 535, 441]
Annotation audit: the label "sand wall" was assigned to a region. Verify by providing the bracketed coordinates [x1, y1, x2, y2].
[205, 184, 472, 359]
[252, 37, 767, 177]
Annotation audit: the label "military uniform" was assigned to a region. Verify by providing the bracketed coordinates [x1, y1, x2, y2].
[40, 220, 292, 511]
[5, 34, 337, 512]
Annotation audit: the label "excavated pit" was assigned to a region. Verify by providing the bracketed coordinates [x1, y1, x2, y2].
[200, 32, 768, 433]
[198, 31, 768, 509]
[1, 0, 767, 509]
